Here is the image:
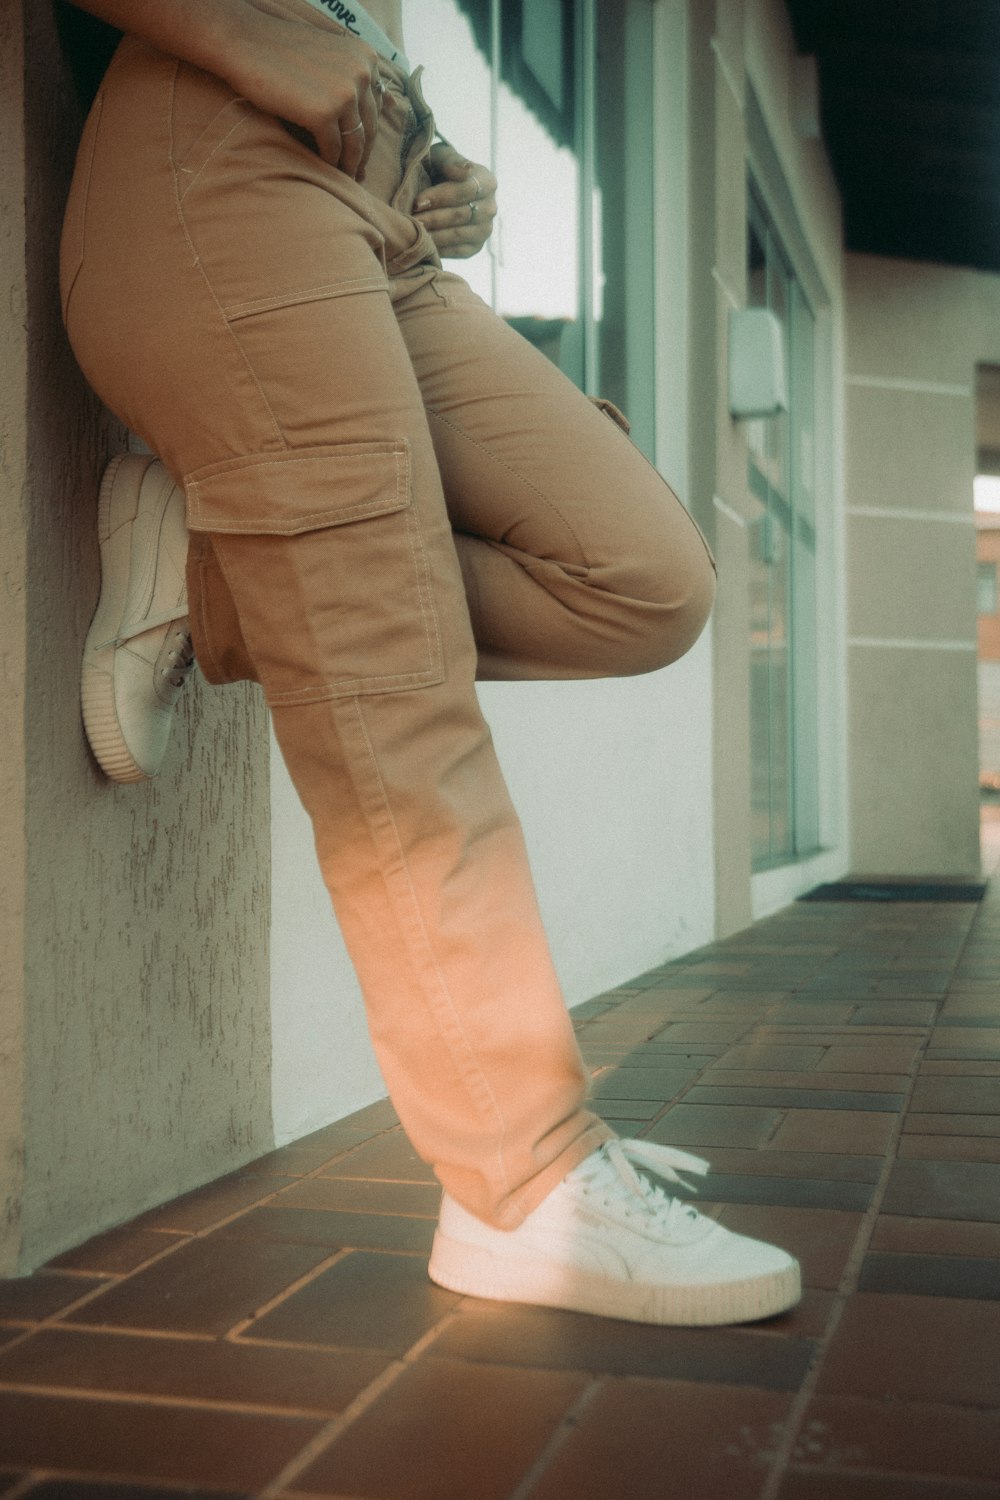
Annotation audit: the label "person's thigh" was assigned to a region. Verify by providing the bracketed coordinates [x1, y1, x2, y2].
[64, 41, 429, 477]
[396, 271, 716, 679]
[64, 40, 476, 704]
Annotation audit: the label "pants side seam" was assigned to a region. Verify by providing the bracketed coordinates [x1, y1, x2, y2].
[348, 694, 512, 1199]
[167, 62, 287, 457]
[190, 540, 228, 683]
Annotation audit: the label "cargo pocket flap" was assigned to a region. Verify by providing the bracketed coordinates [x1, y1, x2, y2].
[589, 397, 631, 435]
[184, 441, 411, 535]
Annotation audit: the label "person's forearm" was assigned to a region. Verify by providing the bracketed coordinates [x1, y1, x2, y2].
[65, 0, 266, 89]
[67, 0, 409, 78]
[68, 0, 391, 177]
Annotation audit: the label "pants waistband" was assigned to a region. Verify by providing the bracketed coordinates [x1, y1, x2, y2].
[296, 0, 411, 70]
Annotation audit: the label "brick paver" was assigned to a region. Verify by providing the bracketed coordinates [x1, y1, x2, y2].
[1, 815, 998, 1498]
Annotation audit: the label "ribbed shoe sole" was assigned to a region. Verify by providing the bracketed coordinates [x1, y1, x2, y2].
[428, 1231, 801, 1326]
[81, 666, 148, 783]
[81, 456, 153, 782]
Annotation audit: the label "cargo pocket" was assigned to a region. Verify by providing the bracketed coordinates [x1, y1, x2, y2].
[589, 396, 631, 435]
[183, 441, 444, 706]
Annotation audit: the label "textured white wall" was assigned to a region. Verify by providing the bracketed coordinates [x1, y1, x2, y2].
[269, 730, 386, 1146]
[478, 638, 717, 1003]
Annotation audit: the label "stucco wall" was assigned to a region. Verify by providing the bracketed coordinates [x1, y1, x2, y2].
[844, 253, 1000, 874]
[3, 0, 274, 1275]
[0, 0, 30, 1278]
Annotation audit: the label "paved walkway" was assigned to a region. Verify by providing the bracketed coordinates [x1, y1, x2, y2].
[2, 819, 1000, 1499]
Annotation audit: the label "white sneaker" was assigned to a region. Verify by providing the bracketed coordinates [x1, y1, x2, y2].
[81, 455, 194, 783]
[428, 1138, 801, 1326]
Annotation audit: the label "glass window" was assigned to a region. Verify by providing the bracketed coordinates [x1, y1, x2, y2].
[400, 0, 494, 304]
[402, 0, 656, 455]
[494, 0, 584, 377]
[593, 1, 655, 446]
[978, 560, 999, 616]
[747, 189, 819, 869]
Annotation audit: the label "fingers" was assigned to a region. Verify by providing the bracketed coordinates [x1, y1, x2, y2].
[414, 159, 498, 259]
[312, 56, 384, 177]
[414, 176, 498, 232]
[425, 230, 484, 259]
[353, 69, 384, 178]
[421, 206, 498, 259]
[425, 221, 495, 257]
[338, 66, 383, 178]
[428, 143, 476, 181]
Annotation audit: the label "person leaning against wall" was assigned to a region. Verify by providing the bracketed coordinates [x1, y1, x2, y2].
[60, 0, 801, 1326]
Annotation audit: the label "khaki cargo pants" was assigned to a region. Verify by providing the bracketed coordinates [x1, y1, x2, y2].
[60, 0, 716, 1228]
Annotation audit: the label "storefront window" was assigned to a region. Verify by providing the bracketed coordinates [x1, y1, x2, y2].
[402, 0, 655, 455]
[748, 189, 820, 869]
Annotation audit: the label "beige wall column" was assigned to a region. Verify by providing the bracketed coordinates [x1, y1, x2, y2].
[1, 0, 273, 1277]
[844, 254, 1000, 875]
[689, 0, 845, 932]
[687, 0, 755, 938]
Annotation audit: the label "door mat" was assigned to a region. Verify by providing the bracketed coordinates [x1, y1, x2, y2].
[800, 880, 987, 904]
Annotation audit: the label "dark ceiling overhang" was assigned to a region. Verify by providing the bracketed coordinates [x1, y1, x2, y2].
[784, 0, 1000, 274]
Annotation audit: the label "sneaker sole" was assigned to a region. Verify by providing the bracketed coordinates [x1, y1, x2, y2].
[81, 454, 158, 784]
[428, 1231, 801, 1326]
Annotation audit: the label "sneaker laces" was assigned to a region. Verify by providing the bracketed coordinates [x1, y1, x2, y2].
[571, 1138, 712, 1234]
[94, 605, 192, 655]
[161, 622, 195, 689]
[98, 609, 194, 693]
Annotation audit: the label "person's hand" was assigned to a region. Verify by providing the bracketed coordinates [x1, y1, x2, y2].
[413, 144, 498, 259]
[227, 6, 385, 179]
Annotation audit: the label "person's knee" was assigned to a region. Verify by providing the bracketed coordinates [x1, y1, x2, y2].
[610, 537, 716, 677]
[663, 541, 717, 663]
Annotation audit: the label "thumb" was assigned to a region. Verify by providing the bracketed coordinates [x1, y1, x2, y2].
[434, 144, 473, 180]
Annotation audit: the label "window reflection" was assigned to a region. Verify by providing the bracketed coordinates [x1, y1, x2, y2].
[495, 0, 579, 331]
[747, 191, 819, 869]
[402, 0, 494, 303]
[405, 0, 582, 323]
[402, 0, 656, 454]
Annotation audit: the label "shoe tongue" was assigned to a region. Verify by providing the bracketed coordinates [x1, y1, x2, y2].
[568, 1142, 651, 1204]
[565, 1149, 607, 1186]
[566, 1145, 621, 1192]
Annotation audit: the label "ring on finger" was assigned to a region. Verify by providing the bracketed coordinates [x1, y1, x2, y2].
[343, 121, 365, 136]
[373, 76, 385, 97]
[469, 199, 479, 223]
